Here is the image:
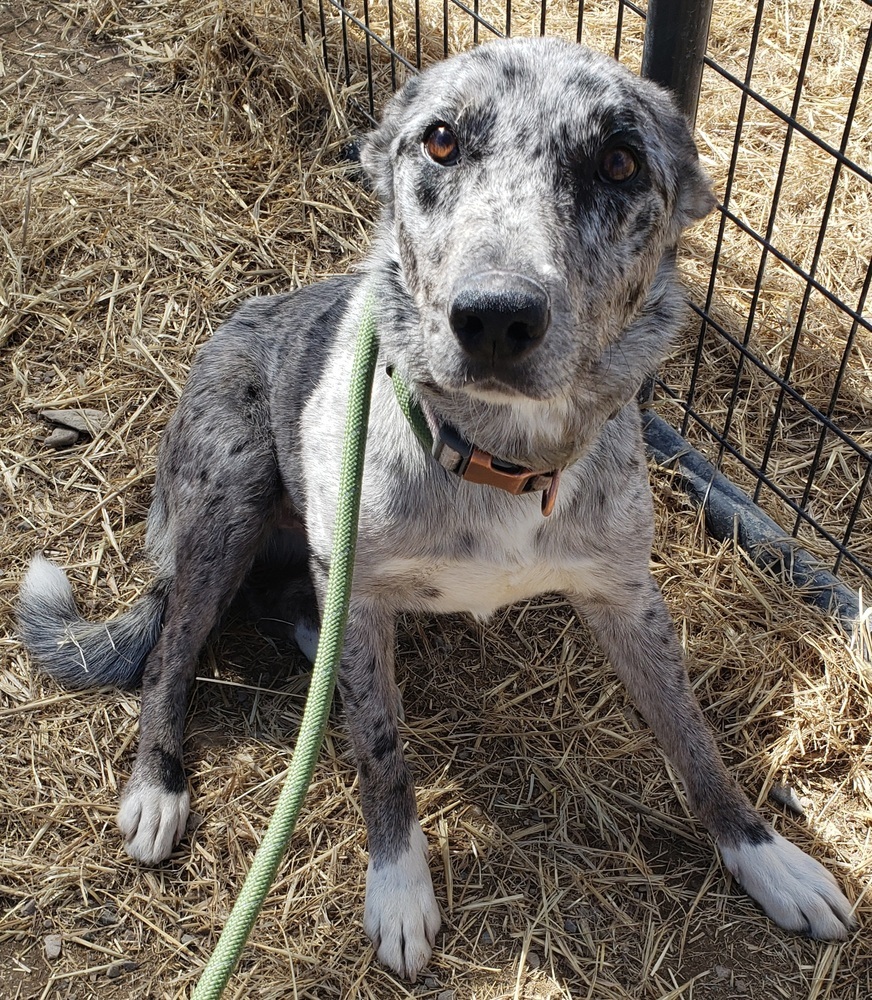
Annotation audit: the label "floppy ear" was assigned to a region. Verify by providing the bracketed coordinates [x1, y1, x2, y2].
[638, 80, 717, 230]
[673, 133, 717, 227]
[359, 75, 422, 206]
[358, 115, 395, 204]
[660, 99, 717, 227]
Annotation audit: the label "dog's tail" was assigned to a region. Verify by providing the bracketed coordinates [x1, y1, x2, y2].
[17, 554, 171, 690]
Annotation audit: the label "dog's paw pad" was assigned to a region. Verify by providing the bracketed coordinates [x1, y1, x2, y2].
[363, 824, 441, 981]
[117, 784, 190, 864]
[720, 830, 857, 940]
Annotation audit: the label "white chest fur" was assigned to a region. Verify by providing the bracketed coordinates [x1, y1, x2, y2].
[373, 554, 586, 617]
[357, 497, 598, 617]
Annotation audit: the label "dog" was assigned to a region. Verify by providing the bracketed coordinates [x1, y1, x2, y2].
[19, 36, 855, 981]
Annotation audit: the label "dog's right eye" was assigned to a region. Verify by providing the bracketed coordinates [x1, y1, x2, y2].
[422, 124, 460, 165]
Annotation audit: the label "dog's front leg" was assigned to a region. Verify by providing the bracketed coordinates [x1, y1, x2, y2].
[119, 488, 277, 864]
[337, 599, 440, 980]
[116, 615, 195, 864]
[571, 574, 856, 940]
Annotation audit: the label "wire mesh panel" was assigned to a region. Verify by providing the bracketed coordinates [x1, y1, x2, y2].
[661, 0, 872, 589]
[300, 0, 872, 590]
[300, 1, 647, 116]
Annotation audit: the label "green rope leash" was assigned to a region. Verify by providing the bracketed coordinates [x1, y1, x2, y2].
[388, 366, 433, 450]
[191, 293, 379, 1000]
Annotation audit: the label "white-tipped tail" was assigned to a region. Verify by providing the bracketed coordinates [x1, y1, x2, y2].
[17, 554, 170, 689]
[20, 553, 77, 611]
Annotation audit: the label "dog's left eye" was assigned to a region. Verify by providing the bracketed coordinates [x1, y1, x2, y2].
[423, 124, 460, 165]
[598, 146, 639, 183]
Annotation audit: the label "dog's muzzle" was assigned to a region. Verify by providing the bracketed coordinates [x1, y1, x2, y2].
[448, 272, 550, 366]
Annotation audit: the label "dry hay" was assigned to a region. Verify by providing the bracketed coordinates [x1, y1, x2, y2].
[1, 2, 870, 999]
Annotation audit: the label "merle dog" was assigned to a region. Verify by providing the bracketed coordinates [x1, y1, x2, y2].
[19, 37, 855, 981]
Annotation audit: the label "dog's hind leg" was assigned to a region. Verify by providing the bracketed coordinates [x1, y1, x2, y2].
[232, 515, 320, 653]
[324, 596, 440, 981]
[118, 361, 283, 863]
[570, 574, 856, 940]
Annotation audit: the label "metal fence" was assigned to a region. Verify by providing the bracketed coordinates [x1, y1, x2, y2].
[299, 0, 872, 596]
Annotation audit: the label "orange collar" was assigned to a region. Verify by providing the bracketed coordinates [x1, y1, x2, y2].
[388, 367, 561, 516]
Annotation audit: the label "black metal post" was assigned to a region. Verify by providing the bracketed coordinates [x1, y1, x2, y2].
[641, 0, 715, 128]
[638, 0, 715, 405]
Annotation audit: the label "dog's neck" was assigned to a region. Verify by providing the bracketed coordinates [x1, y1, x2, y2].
[366, 252, 674, 471]
[411, 380, 603, 472]
[387, 366, 563, 514]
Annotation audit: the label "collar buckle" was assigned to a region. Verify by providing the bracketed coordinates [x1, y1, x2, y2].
[433, 424, 561, 515]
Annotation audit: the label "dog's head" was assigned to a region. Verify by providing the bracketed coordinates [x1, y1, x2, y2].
[361, 37, 714, 410]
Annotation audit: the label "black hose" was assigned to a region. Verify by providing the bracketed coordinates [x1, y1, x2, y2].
[641, 409, 861, 634]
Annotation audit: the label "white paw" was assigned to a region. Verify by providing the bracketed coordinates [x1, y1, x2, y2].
[117, 783, 190, 864]
[363, 823, 441, 981]
[293, 619, 320, 663]
[721, 830, 857, 940]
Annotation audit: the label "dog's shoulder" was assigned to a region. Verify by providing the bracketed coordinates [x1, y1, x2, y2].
[186, 273, 361, 402]
[212, 274, 360, 354]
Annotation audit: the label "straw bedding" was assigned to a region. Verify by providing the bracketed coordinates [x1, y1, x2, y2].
[1, 2, 869, 998]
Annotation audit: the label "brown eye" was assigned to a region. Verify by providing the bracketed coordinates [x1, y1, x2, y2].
[423, 124, 460, 165]
[599, 146, 638, 183]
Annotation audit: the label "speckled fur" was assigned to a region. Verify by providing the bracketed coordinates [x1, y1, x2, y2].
[18, 37, 855, 981]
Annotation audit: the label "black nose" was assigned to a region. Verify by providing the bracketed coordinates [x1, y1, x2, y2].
[449, 272, 550, 364]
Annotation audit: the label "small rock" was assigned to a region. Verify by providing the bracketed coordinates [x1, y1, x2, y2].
[106, 960, 136, 979]
[711, 965, 731, 982]
[44, 934, 63, 960]
[22, 899, 37, 917]
[437, 991, 455, 1000]
[480, 929, 493, 945]
[734, 978, 748, 994]
[44, 427, 80, 450]
[769, 783, 806, 816]
[424, 977, 439, 989]
[98, 907, 118, 926]
[526, 950, 541, 970]
[40, 407, 109, 437]
[563, 918, 578, 933]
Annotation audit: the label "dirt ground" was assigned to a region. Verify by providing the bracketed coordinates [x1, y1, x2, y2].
[1, 2, 870, 999]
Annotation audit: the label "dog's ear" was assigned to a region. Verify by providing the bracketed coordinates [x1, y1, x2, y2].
[672, 131, 717, 228]
[358, 118, 394, 203]
[636, 79, 717, 230]
[657, 97, 717, 228]
[359, 76, 421, 205]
